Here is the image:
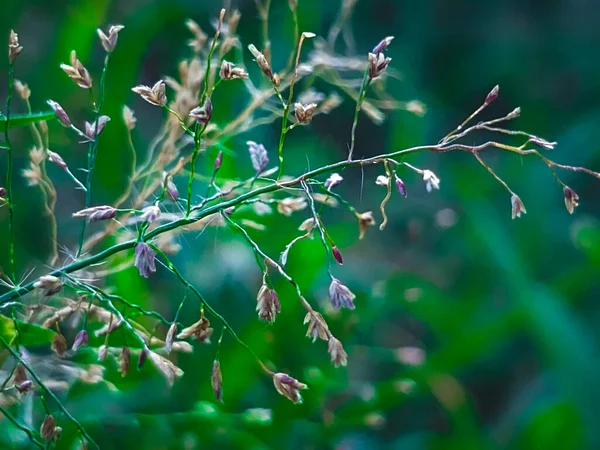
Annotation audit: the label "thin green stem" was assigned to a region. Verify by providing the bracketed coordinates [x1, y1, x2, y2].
[4, 64, 16, 281]
[348, 68, 371, 161]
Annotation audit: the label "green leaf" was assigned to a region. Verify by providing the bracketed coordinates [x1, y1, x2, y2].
[0, 111, 55, 129]
[0, 315, 56, 346]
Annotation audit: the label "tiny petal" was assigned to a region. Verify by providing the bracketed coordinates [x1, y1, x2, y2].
[422, 170, 440, 192]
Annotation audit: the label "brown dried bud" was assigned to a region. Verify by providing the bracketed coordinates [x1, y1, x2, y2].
[118, 347, 131, 377]
[248, 44, 279, 86]
[40, 414, 56, 442]
[485, 85, 499, 105]
[84, 115, 111, 139]
[256, 284, 281, 323]
[51, 333, 67, 357]
[272, 373, 307, 404]
[132, 80, 166, 107]
[73, 205, 117, 222]
[372, 36, 394, 54]
[47, 150, 68, 171]
[97, 345, 108, 362]
[122, 105, 137, 130]
[510, 194, 526, 219]
[530, 136, 557, 150]
[304, 311, 329, 342]
[332, 247, 343, 265]
[8, 30, 23, 63]
[356, 211, 376, 239]
[563, 186, 579, 214]
[165, 323, 177, 354]
[97, 25, 124, 53]
[329, 278, 356, 310]
[134, 242, 156, 278]
[220, 60, 249, 80]
[328, 337, 348, 367]
[177, 316, 213, 343]
[14, 80, 30, 100]
[34, 275, 62, 296]
[72, 330, 89, 352]
[60, 50, 92, 89]
[211, 360, 223, 403]
[423, 170, 440, 192]
[368, 52, 391, 79]
[294, 103, 318, 124]
[395, 174, 407, 197]
[138, 345, 149, 369]
[47, 100, 71, 127]
[140, 205, 161, 223]
[189, 98, 212, 125]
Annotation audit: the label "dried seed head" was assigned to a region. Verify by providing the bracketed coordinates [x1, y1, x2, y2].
[134, 242, 156, 278]
[148, 351, 184, 387]
[34, 275, 62, 296]
[272, 373, 307, 404]
[294, 103, 318, 124]
[97, 25, 124, 53]
[14, 80, 30, 100]
[422, 170, 440, 192]
[40, 414, 56, 442]
[211, 360, 223, 403]
[61, 50, 92, 89]
[72, 330, 89, 352]
[328, 337, 348, 367]
[248, 44, 279, 86]
[138, 345, 149, 369]
[507, 107, 521, 120]
[73, 205, 117, 222]
[368, 52, 391, 79]
[132, 80, 166, 107]
[332, 247, 344, 265]
[324, 173, 343, 190]
[51, 333, 67, 357]
[47, 150, 68, 170]
[256, 284, 281, 323]
[395, 174, 407, 197]
[220, 60, 248, 80]
[356, 211, 376, 239]
[329, 278, 356, 310]
[277, 197, 307, 216]
[530, 136, 557, 150]
[47, 100, 71, 127]
[247, 141, 269, 174]
[510, 194, 527, 219]
[304, 311, 329, 342]
[122, 105, 137, 130]
[84, 115, 111, 139]
[376, 175, 389, 186]
[141, 205, 161, 223]
[177, 316, 213, 343]
[485, 85, 499, 105]
[119, 347, 131, 377]
[165, 323, 177, 354]
[97, 345, 108, 362]
[189, 98, 213, 125]
[8, 30, 23, 63]
[372, 36, 394, 54]
[162, 172, 179, 202]
[563, 186, 579, 214]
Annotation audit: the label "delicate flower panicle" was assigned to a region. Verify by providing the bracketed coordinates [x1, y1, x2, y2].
[510, 194, 527, 219]
[220, 60, 249, 80]
[272, 373, 307, 404]
[189, 98, 213, 125]
[141, 205, 161, 223]
[132, 80, 166, 106]
[72, 330, 89, 352]
[47, 100, 71, 127]
[212, 360, 223, 403]
[84, 116, 111, 139]
[395, 174, 407, 197]
[485, 85, 500, 105]
[247, 141, 269, 174]
[97, 25, 125, 53]
[256, 284, 281, 323]
[563, 186, 579, 214]
[422, 170, 440, 192]
[248, 44, 279, 86]
[324, 173, 343, 190]
[134, 242, 156, 278]
[332, 247, 344, 265]
[73, 205, 117, 222]
[368, 52, 391, 79]
[9, 30, 23, 63]
[177, 316, 213, 342]
[294, 103, 318, 124]
[34, 275, 62, 296]
[328, 337, 348, 367]
[60, 50, 92, 89]
[329, 278, 356, 310]
[47, 151, 68, 171]
[304, 311, 329, 342]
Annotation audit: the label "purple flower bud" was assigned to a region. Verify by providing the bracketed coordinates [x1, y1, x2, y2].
[214, 151, 223, 170]
[47, 100, 72, 127]
[47, 150, 68, 170]
[332, 247, 343, 265]
[72, 330, 89, 352]
[0, 187, 6, 197]
[134, 242, 156, 278]
[329, 278, 356, 310]
[16, 380, 34, 394]
[485, 85, 499, 105]
[73, 205, 117, 222]
[84, 115, 111, 139]
[394, 174, 407, 197]
[372, 36, 394, 55]
[163, 173, 179, 202]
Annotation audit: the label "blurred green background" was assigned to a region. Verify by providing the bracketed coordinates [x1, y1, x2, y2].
[2, 0, 600, 449]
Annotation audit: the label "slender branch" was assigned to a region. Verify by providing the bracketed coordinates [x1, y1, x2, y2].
[4, 63, 16, 281]
[347, 68, 371, 161]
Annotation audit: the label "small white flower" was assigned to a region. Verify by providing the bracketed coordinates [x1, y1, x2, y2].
[375, 175, 389, 186]
[422, 170, 440, 192]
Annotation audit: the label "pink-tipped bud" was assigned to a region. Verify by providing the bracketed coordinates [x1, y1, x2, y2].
[47, 100, 71, 127]
[72, 330, 89, 352]
[485, 85, 499, 105]
[394, 174, 407, 197]
[332, 247, 343, 265]
[214, 151, 223, 170]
